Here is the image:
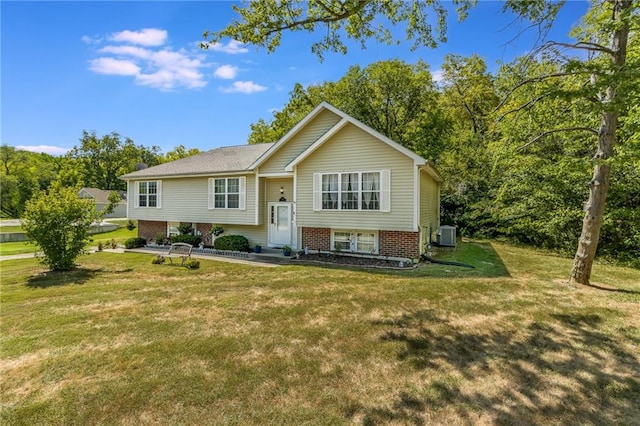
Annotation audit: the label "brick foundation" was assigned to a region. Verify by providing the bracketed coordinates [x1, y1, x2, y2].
[138, 220, 167, 243]
[301, 227, 420, 259]
[301, 227, 331, 251]
[379, 230, 420, 259]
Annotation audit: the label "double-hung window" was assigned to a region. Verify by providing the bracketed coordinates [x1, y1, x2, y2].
[314, 170, 389, 212]
[331, 230, 378, 254]
[208, 177, 246, 210]
[135, 181, 161, 208]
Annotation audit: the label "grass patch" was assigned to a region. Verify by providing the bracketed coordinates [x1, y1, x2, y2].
[0, 225, 23, 233]
[0, 224, 137, 256]
[1, 243, 639, 425]
[0, 241, 35, 256]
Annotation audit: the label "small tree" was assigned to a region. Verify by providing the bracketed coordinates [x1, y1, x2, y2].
[22, 184, 102, 271]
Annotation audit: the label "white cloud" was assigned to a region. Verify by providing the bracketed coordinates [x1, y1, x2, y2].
[432, 69, 445, 84]
[209, 40, 249, 54]
[16, 145, 69, 155]
[214, 65, 239, 79]
[219, 81, 267, 94]
[89, 34, 208, 90]
[100, 45, 152, 59]
[89, 57, 141, 76]
[81, 35, 102, 45]
[109, 28, 167, 46]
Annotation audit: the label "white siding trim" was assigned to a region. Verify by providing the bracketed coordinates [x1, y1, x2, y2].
[285, 118, 349, 171]
[312, 173, 322, 211]
[413, 166, 419, 231]
[126, 180, 130, 217]
[254, 172, 260, 225]
[134, 182, 140, 208]
[257, 172, 294, 178]
[156, 181, 162, 209]
[238, 176, 246, 210]
[380, 170, 391, 213]
[208, 178, 214, 209]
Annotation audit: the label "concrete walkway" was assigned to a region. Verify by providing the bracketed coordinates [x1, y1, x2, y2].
[0, 247, 281, 267]
[126, 248, 280, 267]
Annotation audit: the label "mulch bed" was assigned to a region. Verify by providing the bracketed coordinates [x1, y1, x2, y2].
[292, 253, 415, 269]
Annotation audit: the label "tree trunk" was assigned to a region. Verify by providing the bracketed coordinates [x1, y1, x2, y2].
[569, 0, 630, 285]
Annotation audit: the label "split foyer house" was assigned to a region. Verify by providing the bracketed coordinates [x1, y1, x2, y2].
[120, 102, 442, 259]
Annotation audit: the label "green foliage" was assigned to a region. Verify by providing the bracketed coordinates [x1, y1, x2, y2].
[21, 184, 100, 270]
[154, 233, 166, 245]
[124, 237, 147, 249]
[184, 258, 200, 269]
[204, 1, 474, 60]
[67, 131, 162, 191]
[171, 234, 201, 246]
[211, 224, 224, 236]
[213, 235, 249, 252]
[151, 255, 165, 265]
[126, 220, 136, 231]
[159, 145, 201, 163]
[177, 223, 193, 235]
[0, 145, 58, 217]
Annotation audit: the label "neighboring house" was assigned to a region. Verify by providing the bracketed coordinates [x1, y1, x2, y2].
[78, 187, 127, 218]
[120, 102, 442, 259]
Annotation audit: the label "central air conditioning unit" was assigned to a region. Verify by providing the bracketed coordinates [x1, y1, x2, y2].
[437, 226, 456, 247]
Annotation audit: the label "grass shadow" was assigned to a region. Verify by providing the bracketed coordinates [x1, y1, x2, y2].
[26, 267, 133, 288]
[354, 309, 640, 424]
[292, 240, 512, 279]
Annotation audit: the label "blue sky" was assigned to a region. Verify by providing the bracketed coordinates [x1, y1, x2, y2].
[1, 1, 588, 155]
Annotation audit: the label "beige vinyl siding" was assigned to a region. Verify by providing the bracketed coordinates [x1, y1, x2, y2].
[127, 175, 257, 225]
[419, 169, 440, 236]
[265, 178, 292, 203]
[215, 224, 268, 247]
[296, 123, 416, 232]
[259, 109, 342, 173]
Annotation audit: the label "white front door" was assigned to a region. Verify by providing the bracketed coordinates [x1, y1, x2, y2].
[268, 202, 292, 247]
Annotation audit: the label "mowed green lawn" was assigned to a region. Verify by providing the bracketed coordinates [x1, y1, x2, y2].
[0, 222, 137, 256]
[1, 242, 639, 425]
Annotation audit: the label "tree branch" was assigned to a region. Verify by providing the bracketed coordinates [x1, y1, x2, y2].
[518, 127, 599, 151]
[540, 40, 615, 55]
[265, 0, 369, 36]
[494, 71, 589, 112]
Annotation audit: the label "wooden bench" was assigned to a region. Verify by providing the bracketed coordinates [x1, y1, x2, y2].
[165, 242, 193, 265]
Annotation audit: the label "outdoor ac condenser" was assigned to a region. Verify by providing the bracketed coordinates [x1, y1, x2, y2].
[437, 226, 456, 247]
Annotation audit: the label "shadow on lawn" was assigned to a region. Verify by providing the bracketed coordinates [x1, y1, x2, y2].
[293, 241, 511, 278]
[347, 310, 640, 425]
[26, 267, 133, 288]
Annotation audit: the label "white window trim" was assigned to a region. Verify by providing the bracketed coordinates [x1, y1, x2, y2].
[208, 177, 246, 210]
[312, 170, 390, 212]
[330, 229, 379, 254]
[134, 180, 162, 209]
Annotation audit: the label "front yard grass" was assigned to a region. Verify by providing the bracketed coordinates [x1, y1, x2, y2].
[1, 242, 639, 425]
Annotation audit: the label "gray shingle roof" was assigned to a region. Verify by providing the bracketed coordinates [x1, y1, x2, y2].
[120, 143, 275, 179]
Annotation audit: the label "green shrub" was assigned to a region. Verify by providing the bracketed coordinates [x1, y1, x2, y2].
[22, 184, 101, 271]
[124, 237, 146, 249]
[151, 255, 165, 265]
[154, 233, 166, 245]
[178, 223, 193, 234]
[126, 220, 137, 231]
[185, 259, 200, 269]
[171, 234, 201, 246]
[214, 235, 250, 252]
